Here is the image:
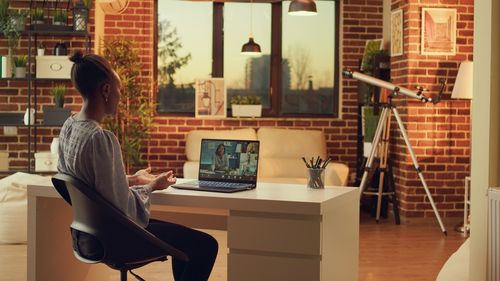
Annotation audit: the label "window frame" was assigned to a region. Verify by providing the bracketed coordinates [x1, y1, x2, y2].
[154, 0, 340, 118]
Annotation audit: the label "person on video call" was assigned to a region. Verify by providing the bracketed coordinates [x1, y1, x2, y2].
[213, 143, 228, 172]
[57, 51, 218, 281]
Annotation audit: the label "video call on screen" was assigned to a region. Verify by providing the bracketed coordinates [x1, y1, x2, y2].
[199, 140, 259, 181]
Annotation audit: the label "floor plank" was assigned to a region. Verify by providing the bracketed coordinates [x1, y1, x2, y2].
[0, 215, 466, 281]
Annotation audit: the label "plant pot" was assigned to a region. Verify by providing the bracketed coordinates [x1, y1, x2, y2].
[54, 96, 64, 108]
[37, 49, 45, 56]
[14, 67, 26, 78]
[32, 20, 44, 25]
[231, 104, 262, 118]
[53, 21, 65, 26]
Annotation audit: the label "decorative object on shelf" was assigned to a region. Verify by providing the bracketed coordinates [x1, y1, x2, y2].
[23, 107, 35, 125]
[421, 8, 456, 56]
[34, 152, 58, 172]
[42, 106, 71, 126]
[231, 95, 262, 118]
[288, 0, 317, 16]
[241, 0, 261, 56]
[37, 42, 45, 56]
[9, 10, 25, 32]
[36, 55, 73, 79]
[194, 78, 226, 119]
[13, 54, 27, 78]
[52, 9, 67, 26]
[102, 38, 155, 172]
[1, 54, 12, 78]
[30, 7, 44, 25]
[50, 137, 59, 154]
[53, 42, 68, 56]
[0, 0, 10, 31]
[73, 0, 90, 31]
[51, 84, 66, 108]
[390, 8, 403, 57]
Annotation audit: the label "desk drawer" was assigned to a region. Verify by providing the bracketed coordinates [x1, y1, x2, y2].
[228, 252, 320, 281]
[228, 212, 321, 255]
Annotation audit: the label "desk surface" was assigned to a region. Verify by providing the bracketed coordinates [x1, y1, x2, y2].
[29, 179, 356, 215]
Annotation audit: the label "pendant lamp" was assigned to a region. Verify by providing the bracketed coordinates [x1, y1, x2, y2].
[288, 0, 318, 16]
[241, 0, 261, 55]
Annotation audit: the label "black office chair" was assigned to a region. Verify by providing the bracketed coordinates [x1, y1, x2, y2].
[52, 173, 189, 281]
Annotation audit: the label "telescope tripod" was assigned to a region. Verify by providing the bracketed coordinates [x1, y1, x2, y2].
[359, 102, 447, 234]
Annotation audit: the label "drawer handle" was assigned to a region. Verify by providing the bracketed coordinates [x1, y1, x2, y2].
[44, 160, 53, 165]
[50, 63, 63, 72]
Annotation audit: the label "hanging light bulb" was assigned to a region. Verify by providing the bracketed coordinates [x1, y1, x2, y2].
[288, 0, 318, 16]
[241, 0, 261, 56]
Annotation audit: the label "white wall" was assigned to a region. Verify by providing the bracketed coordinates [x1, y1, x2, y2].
[470, 0, 500, 280]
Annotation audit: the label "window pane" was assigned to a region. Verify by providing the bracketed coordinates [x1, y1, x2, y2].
[224, 3, 271, 109]
[282, 1, 336, 115]
[157, 1, 212, 113]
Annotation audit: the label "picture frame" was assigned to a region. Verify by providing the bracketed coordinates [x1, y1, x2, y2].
[360, 39, 383, 72]
[391, 9, 403, 57]
[421, 8, 457, 56]
[194, 78, 226, 119]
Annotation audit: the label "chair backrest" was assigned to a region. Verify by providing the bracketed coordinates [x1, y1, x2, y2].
[51, 173, 188, 269]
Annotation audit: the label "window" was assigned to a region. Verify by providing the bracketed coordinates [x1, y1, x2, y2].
[224, 3, 272, 109]
[156, 1, 212, 113]
[281, 1, 336, 115]
[156, 0, 339, 117]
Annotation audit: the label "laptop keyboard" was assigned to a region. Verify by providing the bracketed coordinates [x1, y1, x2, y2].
[198, 180, 253, 189]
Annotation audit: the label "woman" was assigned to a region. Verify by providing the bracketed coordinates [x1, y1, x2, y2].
[57, 51, 218, 281]
[212, 143, 228, 172]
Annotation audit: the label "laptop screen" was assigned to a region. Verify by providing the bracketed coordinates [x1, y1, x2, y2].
[199, 139, 259, 183]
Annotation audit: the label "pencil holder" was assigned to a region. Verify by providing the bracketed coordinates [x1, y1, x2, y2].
[307, 168, 325, 189]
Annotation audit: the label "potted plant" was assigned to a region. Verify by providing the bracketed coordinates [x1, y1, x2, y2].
[231, 95, 262, 117]
[13, 55, 27, 78]
[51, 84, 66, 108]
[37, 42, 44, 56]
[30, 7, 44, 24]
[53, 10, 67, 26]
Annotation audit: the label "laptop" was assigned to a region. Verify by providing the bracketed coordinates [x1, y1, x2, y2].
[172, 139, 260, 193]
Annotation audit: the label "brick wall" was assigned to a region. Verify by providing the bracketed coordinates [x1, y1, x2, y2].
[388, 0, 473, 218]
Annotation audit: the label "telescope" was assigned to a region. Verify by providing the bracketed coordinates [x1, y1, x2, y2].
[342, 69, 445, 104]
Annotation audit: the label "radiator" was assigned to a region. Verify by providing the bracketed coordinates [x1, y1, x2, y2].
[489, 188, 500, 281]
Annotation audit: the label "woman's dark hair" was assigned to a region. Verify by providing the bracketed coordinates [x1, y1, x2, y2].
[216, 144, 225, 156]
[69, 51, 115, 99]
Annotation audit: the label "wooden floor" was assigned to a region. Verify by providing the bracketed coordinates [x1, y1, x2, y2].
[0, 214, 466, 281]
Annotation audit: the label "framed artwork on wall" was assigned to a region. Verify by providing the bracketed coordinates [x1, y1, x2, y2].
[194, 78, 226, 119]
[391, 8, 403, 57]
[360, 39, 383, 72]
[421, 8, 457, 56]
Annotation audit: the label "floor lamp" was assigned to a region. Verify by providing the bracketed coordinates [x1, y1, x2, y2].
[451, 61, 474, 234]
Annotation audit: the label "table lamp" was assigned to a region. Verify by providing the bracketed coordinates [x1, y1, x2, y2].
[451, 61, 473, 235]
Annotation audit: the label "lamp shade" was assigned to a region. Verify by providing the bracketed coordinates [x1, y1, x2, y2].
[288, 0, 317, 16]
[241, 37, 261, 55]
[451, 61, 473, 99]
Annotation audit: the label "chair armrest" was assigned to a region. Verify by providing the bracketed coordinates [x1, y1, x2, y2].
[324, 162, 349, 186]
[183, 162, 199, 179]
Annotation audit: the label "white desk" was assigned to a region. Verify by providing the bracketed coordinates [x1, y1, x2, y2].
[28, 181, 359, 281]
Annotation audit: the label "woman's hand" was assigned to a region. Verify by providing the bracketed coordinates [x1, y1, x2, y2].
[128, 167, 156, 186]
[147, 171, 177, 191]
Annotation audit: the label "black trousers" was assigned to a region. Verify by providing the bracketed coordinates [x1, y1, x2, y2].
[146, 219, 218, 281]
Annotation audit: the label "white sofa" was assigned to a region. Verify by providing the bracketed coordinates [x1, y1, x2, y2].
[183, 127, 349, 186]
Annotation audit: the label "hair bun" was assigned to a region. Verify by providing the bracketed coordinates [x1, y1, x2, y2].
[69, 51, 84, 64]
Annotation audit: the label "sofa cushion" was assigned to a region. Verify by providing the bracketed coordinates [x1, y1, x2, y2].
[185, 128, 257, 161]
[257, 127, 327, 178]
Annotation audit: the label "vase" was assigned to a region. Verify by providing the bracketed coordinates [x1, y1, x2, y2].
[50, 138, 59, 154]
[37, 49, 45, 56]
[14, 67, 26, 78]
[23, 108, 35, 125]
